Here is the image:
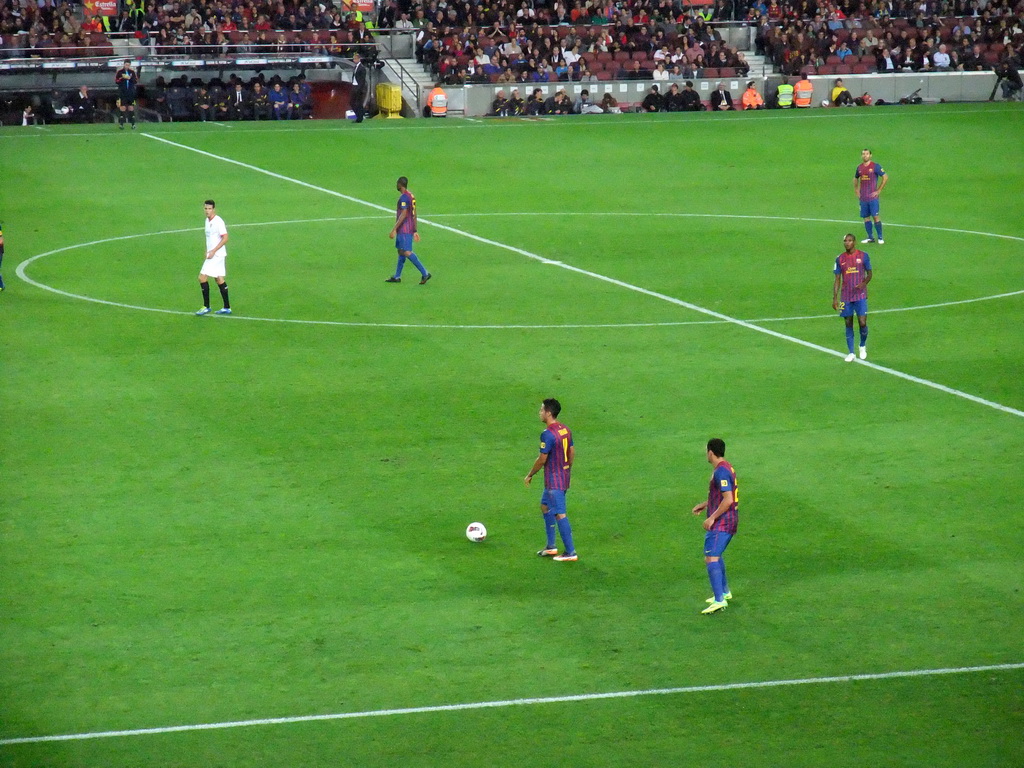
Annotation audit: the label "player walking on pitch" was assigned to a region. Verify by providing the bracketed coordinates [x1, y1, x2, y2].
[525, 398, 578, 562]
[691, 438, 738, 615]
[196, 200, 232, 316]
[385, 176, 431, 285]
[833, 233, 872, 362]
[854, 148, 887, 244]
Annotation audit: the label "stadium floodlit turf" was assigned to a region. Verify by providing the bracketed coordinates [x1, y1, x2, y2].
[1, 103, 1022, 767]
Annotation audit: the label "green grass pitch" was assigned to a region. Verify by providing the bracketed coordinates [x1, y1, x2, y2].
[1, 104, 1023, 767]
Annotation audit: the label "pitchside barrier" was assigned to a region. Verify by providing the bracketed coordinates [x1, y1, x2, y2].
[452, 70, 1006, 117]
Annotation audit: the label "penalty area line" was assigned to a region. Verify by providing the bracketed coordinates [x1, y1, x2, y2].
[139, 133, 1024, 420]
[2, 662, 1022, 746]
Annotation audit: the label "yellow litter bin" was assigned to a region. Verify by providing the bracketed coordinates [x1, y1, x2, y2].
[375, 83, 404, 119]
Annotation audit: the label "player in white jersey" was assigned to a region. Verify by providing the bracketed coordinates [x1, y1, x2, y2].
[196, 199, 231, 315]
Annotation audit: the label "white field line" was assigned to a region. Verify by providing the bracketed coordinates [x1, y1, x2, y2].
[17, 216, 1023, 328]
[23, 133, 1018, 419]
[0, 105, 1019, 140]
[2, 662, 1022, 746]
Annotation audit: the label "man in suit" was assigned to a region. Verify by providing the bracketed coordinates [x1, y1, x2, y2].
[350, 51, 368, 122]
[710, 81, 734, 110]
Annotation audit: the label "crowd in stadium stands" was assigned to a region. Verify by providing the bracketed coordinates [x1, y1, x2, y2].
[1, 0, 1021, 88]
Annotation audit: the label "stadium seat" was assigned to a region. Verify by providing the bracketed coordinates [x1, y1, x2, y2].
[703, 67, 718, 78]
[814, 65, 831, 75]
[835, 64, 852, 74]
[852, 64, 870, 74]
[826, 55, 841, 65]
[614, 51, 630, 62]
[596, 71, 612, 80]
[719, 67, 736, 77]
[596, 51, 613, 63]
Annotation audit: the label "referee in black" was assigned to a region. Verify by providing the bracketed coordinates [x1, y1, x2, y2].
[115, 59, 138, 130]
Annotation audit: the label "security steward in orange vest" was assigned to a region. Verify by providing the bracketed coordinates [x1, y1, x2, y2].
[741, 81, 765, 109]
[426, 83, 448, 117]
[794, 76, 814, 107]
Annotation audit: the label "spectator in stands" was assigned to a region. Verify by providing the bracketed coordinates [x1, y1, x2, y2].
[627, 59, 650, 80]
[641, 85, 664, 112]
[664, 82, 685, 111]
[652, 62, 669, 81]
[932, 43, 951, 70]
[710, 81, 735, 110]
[69, 85, 95, 123]
[497, 67, 516, 84]
[251, 81, 271, 120]
[574, 88, 604, 114]
[963, 43, 986, 71]
[680, 80, 703, 111]
[830, 77, 853, 106]
[194, 85, 213, 121]
[741, 80, 765, 109]
[600, 91, 622, 114]
[876, 47, 898, 73]
[269, 81, 289, 119]
[735, 53, 751, 76]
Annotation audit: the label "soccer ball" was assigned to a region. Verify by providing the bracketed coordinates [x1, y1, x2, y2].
[466, 522, 487, 542]
[821, 99, 830, 107]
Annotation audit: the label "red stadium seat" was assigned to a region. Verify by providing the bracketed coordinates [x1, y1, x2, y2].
[826, 55, 841, 65]
[852, 64, 869, 74]
[813, 65, 831, 75]
[703, 67, 719, 78]
[719, 67, 736, 77]
[613, 50, 630, 62]
[835, 64, 852, 74]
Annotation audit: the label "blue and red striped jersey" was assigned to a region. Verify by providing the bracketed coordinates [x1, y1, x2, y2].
[855, 161, 885, 201]
[540, 421, 573, 490]
[834, 250, 871, 303]
[707, 460, 738, 534]
[396, 191, 417, 235]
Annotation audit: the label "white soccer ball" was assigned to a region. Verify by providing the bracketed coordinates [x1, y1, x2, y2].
[466, 522, 487, 542]
[821, 99, 830, 107]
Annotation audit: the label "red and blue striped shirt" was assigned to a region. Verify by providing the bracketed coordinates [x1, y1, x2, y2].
[540, 421, 573, 490]
[834, 250, 871, 303]
[396, 191, 417, 235]
[707, 460, 738, 534]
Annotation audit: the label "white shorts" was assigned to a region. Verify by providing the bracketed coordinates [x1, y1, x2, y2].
[200, 253, 227, 278]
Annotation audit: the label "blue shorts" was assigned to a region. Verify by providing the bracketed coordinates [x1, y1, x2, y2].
[838, 298, 868, 318]
[541, 488, 567, 516]
[859, 199, 880, 218]
[395, 233, 414, 252]
[704, 530, 733, 557]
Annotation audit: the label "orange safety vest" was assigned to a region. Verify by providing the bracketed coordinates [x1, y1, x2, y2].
[794, 78, 813, 107]
[428, 87, 448, 116]
[741, 88, 764, 109]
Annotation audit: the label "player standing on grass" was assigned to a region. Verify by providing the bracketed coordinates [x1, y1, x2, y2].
[525, 398, 578, 562]
[832, 233, 872, 362]
[115, 59, 138, 130]
[385, 176, 431, 285]
[691, 438, 738, 615]
[854, 148, 887, 244]
[195, 200, 232, 316]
